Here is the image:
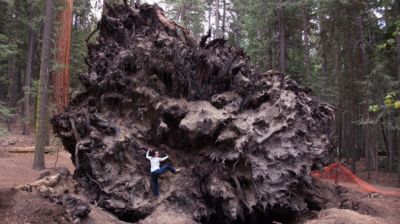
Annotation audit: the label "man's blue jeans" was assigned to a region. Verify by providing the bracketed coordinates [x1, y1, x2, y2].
[151, 164, 176, 196]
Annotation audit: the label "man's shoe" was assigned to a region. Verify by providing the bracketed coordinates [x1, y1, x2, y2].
[175, 168, 181, 173]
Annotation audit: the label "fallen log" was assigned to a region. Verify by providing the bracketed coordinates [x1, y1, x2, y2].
[52, 3, 333, 223]
[7, 146, 55, 153]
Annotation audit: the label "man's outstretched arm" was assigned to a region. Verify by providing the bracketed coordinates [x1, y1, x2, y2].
[160, 155, 168, 161]
[146, 149, 151, 160]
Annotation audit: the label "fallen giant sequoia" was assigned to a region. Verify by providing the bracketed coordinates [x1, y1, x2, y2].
[52, 3, 333, 223]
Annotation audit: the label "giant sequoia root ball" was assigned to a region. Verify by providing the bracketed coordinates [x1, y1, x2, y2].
[52, 3, 333, 223]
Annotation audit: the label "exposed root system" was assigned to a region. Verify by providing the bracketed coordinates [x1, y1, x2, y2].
[52, 3, 333, 223]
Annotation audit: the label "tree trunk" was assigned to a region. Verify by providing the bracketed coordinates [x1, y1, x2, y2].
[395, 0, 400, 80]
[278, 0, 286, 73]
[103, 0, 120, 14]
[367, 124, 371, 180]
[54, 0, 73, 112]
[7, 55, 17, 131]
[394, 130, 400, 186]
[130, 0, 139, 7]
[380, 120, 391, 171]
[269, 40, 274, 70]
[303, 4, 311, 78]
[222, 0, 226, 37]
[33, 0, 55, 171]
[356, 12, 371, 178]
[208, 2, 212, 32]
[22, 29, 35, 135]
[215, 0, 220, 38]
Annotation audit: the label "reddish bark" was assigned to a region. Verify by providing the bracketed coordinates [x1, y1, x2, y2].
[54, 0, 73, 112]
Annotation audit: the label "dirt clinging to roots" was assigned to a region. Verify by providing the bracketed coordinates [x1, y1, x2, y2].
[52, 3, 334, 223]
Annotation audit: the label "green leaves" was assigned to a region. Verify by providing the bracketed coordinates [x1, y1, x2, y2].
[368, 92, 400, 118]
[368, 105, 380, 112]
[383, 92, 400, 109]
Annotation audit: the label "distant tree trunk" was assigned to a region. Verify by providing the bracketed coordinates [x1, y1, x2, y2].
[129, 0, 139, 7]
[22, 29, 35, 135]
[180, 3, 189, 27]
[334, 43, 343, 162]
[379, 120, 391, 171]
[265, 40, 271, 70]
[303, 4, 311, 78]
[54, 0, 73, 112]
[396, 1, 400, 80]
[103, 0, 119, 14]
[278, 0, 286, 73]
[366, 116, 371, 180]
[7, 55, 17, 131]
[392, 0, 400, 186]
[269, 40, 274, 70]
[33, 0, 55, 170]
[394, 130, 400, 186]
[208, 2, 212, 32]
[215, 0, 220, 38]
[222, 0, 226, 37]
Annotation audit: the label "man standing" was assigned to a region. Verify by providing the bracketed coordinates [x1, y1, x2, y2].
[146, 149, 180, 196]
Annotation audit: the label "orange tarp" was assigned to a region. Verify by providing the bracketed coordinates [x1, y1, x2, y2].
[312, 162, 400, 196]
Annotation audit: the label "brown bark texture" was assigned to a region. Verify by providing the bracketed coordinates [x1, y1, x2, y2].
[54, 0, 73, 112]
[7, 55, 17, 131]
[52, 4, 334, 223]
[33, 0, 55, 170]
[22, 29, 35, 135]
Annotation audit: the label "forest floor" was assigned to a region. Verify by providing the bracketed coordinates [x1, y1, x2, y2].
[0, 131, 74, 188]
[0, 128, 400, 223]
[0, 128, 128, 224]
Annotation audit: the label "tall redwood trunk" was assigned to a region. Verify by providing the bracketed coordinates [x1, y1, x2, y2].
[22, 29, 35, 135]
[33, 0, 55, 170]
[54, 0, 73, 112]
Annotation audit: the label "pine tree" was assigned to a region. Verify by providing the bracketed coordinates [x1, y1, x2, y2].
[33, 0, 55, 170]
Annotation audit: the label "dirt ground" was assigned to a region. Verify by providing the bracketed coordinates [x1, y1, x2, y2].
[0, 130, 129, 224]
[0, 188, 70, 224]
[309, 179, 400, 224]
[0, 132, 74, 189]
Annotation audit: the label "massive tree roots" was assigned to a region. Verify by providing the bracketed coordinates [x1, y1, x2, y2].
[52, 3, 334, 223]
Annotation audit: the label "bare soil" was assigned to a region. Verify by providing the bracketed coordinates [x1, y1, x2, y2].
[0, 131, 74, 224]
[0, 188, 70, 224]
[0, 132, 74, 188]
